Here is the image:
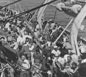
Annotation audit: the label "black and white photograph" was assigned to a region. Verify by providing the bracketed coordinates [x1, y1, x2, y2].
[0, 0, 86, 77]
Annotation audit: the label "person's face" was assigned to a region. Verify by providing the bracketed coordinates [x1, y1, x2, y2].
[67, 56, 71, 62]
[26, 38, 29, 42]
[24, 31, 28, 35]
[72, 63, 76, 68]
[21, 55, 26, 61]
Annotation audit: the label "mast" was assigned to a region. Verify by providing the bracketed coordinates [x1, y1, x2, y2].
[71, 4, 86, 56]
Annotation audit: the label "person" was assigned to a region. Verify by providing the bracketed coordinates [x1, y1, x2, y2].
[6, 63, 14, 77]
[20, 55, 30, 77]
[17, 33, 24, 45]
[20, 37, 32, 56]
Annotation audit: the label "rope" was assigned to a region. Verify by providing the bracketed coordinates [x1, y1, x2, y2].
[53, 8, 57, 21]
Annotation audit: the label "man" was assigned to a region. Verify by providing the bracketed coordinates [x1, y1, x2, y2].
[17, 33, 24, 45]
[6, 63, 14, 77]
[20, 55, 30, 77]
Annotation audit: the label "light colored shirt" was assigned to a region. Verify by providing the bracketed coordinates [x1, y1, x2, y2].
[13, 42, 18, 50]
[51, 49, 61, 57]
[58, 57, 65, 66]
[71, 54, 79, 65]
[5, 22, 10, 31]
[22, 59, 30, 71]
[17, 36, 24, 45]
[80, 45, 86, 53]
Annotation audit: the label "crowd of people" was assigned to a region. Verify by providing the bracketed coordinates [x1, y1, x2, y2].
[0, 4, 86, 77]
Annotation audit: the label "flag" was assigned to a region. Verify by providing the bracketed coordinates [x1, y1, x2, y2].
[37, 0, 52, 30]
[71, 4, 86, 56]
